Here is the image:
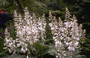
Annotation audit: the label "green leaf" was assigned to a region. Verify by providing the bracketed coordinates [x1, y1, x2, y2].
[34, 1, 47, 7]
[47, 49, 55, 56]
[72, 48, 80, 55]
[73, 55, 87, 58]
[0, 49, 8, 56]
[34, 42, 46, 52]
[2, 54, 26, 58]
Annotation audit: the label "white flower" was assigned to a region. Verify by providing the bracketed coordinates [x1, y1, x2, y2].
[76, 37, 80, 40]
[22, 29, 26, 34]
[27, 31, 32, 35]
[30, 17, 32, 19]
[49, 23, 52, 27]
[17, 44, 21, 47]
[67, 37, 70, 41]
[8, 49, 12, 53]
[56, 55, 59, 58]
[54, 33, 58, 35]
[30, 41, 33, 45]
[51, 27, 54, 30]
[60, 36, 63, 40]
[64, 54, 66, 56]
[53, 36, 56, 39]
[38, 23, 41, 25]
[34, 39, 38, 42]
[3, 47, 7, 49]
[24, 44, 28, 47]
[55, 41, 62, 47]
[74, 42, 79, 47]
[66, 42, 69, 46]
[68, 42, 73, 46]
[55, 25, 58, 28]
[21, 47, 26, 53]
[68, 46, 75, 51]
[17, 26, 21, 29]
[6, 39, 10, 43]
[18, 31, 22, 35]
[25, 47, 28, 51]
[27, 55, 29, 58]
[8, 43, 12, 47]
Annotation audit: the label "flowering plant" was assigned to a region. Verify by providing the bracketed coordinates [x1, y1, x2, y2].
[0, 7, 87, 58]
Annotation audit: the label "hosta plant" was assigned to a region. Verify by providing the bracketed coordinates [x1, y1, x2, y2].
[0, 7, 87, 58]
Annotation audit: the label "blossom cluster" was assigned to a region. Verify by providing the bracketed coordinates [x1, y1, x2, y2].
[3, 7, 46, 56]
[49, 8, 85, 58]
[3, 7, 85, 58]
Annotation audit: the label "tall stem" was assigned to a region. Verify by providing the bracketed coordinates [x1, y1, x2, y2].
[69, 51, 72, 58]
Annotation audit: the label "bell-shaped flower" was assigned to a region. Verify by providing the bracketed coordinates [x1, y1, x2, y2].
[74, 41, 79, 47]
[68, 46, 75, 51]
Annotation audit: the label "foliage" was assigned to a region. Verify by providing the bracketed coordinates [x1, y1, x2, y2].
[0, 42, 55, 58]
[0, 0, 89, 58]
[1, 53, 26, 58]
[0, 0, 48, 17]
[1, 0, 90, 35]
[79, 38, 90, 58]
[32, 42, 55, 58]
[0, 36, 4, 54]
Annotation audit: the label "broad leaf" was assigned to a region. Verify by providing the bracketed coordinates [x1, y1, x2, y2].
[47, 49, 55, 56]
[73, 55, 87, 58]
[2, 54, 26, 58]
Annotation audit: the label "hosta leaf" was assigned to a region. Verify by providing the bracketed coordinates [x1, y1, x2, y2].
[72, 48, 80, 55]
[73, 55, 87, 58]
[34, 42, 46, 52]
[47, 49, 55, 55]
[2, 54, 26, 58]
